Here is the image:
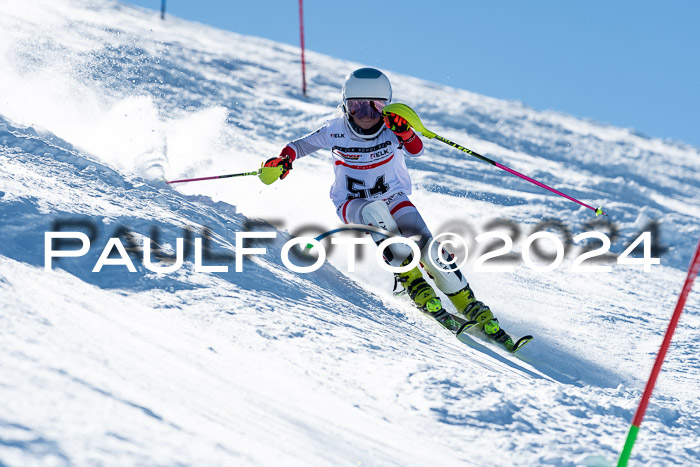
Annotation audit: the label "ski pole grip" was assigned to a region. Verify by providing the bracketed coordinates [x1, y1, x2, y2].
[383, 103, 437, 139]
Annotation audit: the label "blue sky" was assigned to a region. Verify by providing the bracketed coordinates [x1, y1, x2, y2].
[122, 1, 700, 149]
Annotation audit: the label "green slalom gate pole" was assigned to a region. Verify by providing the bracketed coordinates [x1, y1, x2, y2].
[166, 166, 283, 185]
[617, 239, 700, 466]
[383, 103, 607, 217]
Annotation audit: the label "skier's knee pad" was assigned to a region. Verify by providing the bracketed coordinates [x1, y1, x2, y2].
[361, 200, 413, 267]
[420, 239, 468, 294]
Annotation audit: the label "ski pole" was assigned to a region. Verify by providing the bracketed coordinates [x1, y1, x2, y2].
[617, 238, 700, 466]
[166, 166, 283, 185]
[383, 103, 607, 217]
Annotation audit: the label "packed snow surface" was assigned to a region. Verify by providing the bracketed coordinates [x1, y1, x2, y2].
[1, 1, 699, 465]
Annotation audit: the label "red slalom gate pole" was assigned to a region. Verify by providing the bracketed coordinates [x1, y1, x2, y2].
[298, 0, 307, 95]
[617, 239, 700, 466]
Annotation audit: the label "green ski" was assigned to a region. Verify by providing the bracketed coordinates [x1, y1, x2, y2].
[461, 319, 534, 354]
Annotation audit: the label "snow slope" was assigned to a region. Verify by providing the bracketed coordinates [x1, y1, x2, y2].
[1, 1, 699, 465]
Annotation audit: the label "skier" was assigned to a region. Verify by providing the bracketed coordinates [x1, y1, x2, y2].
[263, 67, 514, 348]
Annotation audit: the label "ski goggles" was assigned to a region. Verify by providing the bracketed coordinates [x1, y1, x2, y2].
[346, 99, 387, 119]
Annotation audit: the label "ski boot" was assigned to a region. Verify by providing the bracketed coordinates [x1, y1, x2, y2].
[447, 285, 514, 349]
[447, 285, 494, 327]
[483, 318, 515, 352]
[394, 260, 458, 331]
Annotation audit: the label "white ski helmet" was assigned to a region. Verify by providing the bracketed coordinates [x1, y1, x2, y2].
[342, 68, 392, 139]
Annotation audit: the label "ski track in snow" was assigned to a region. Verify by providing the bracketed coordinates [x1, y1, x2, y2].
[1, 1, 699, 465]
